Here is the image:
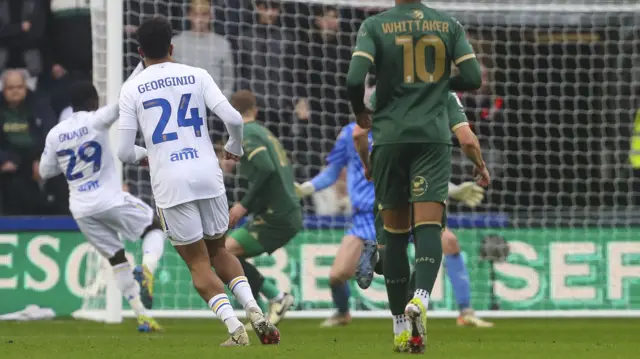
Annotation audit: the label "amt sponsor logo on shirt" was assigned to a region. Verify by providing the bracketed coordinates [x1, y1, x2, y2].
[170, 147, 199, 162]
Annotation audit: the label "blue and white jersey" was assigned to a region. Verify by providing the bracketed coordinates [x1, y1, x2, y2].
[40, 106, 126, 218]
[119, 62, 237, 208]
[326, 123, 375, 213]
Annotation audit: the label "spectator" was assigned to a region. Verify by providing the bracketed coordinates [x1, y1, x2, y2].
[0, 0, 46, 77]
[0, 69, 56, 215]
[46, 0, 92, 118]
[293, 6, 352, 178]
[172, 0, 235, 99]
[49, 0, 92, 82]
[237, 0, 296, 145]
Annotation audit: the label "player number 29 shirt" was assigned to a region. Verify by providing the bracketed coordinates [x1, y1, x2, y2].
[119, 62, 226, 209]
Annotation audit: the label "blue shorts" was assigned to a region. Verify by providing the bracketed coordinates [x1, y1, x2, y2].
[346, 211, 376, 242]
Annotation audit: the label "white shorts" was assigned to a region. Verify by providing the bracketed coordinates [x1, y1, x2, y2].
[157, 195, 229, 246]
[76, 194, 154, 258]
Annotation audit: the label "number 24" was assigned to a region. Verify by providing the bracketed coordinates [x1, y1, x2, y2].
[144, 93, 203, 145]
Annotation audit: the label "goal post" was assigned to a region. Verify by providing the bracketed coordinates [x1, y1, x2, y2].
[74, 0, 124, 324]
[80, 0, 640, 322]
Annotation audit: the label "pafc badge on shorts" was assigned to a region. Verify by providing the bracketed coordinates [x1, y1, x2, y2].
[412, 176, 428, 196]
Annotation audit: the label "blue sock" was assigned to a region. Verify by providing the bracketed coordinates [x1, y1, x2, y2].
[445, 253, 471, 311]
[331, 282, 350, 314]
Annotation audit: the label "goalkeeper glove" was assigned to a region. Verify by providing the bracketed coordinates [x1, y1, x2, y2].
[294, 182, 315, 198]
[448, 181, 485, 208]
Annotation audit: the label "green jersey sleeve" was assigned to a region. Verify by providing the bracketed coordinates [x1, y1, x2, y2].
[239, 135, 277, 211]
[352, 18, 376, 64]
[368, 90, 377, 111]
[447, 92, 468, 131]
[451, 20, 476, 66]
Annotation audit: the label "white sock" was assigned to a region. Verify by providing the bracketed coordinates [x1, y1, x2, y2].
[393, 315, 408, 335]
[113, 262, 147, 316]
[142, 229, 165, 275]
[208, 294, 243, 334]
[413, 288, 430, 309]
[228, 276, 261, 312]
[273, 292, 285, 301]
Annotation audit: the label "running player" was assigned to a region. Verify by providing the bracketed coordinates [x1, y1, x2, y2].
[298, 91, 489, 328]
[346, 1, 487, 352]
[38, 74, 166, 333]
[222, 90, 299, 328]
[117, 17, 278, 346]
[364, 91, 494, 333]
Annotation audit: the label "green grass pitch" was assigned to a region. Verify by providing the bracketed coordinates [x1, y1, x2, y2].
[1, 318, 637, 359]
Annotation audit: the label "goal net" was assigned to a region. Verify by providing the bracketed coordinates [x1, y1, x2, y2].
[80, 0, 640, 321]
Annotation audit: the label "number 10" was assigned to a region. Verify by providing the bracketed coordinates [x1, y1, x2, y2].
[395, 35, 446, 84]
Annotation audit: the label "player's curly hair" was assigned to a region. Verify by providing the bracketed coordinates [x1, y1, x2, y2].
[136, 17, 173, 60]
[69, 81, 98, 112]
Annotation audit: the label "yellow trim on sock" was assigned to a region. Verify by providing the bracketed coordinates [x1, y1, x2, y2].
[383, 226, 411, 234]
[212, 298, 231, 313]
[228, 276, 247, 289]
[414, 221, 442, 228]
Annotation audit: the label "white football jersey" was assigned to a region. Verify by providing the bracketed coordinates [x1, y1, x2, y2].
[119, 62, 227, 209]
[41, 107, 126, 218]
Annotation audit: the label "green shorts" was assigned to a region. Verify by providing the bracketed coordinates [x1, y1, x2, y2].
[229, 210, 303, 257]
[371, 143, 451, 209]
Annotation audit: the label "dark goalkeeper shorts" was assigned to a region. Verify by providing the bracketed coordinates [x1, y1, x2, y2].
[229, 210, 303, 257]
[371, 142, 451, 210]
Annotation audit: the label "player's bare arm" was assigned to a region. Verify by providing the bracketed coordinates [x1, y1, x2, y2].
[453, 124, 490, 187]
[352, 124, 372, 180]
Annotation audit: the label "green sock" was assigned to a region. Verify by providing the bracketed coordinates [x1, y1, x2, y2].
[260, 279, 281, 300]
[256, 296, 268, 312]
[382, 230, 411, 316]
[374, 246, 385, 274]
[413, 224, 443, 295]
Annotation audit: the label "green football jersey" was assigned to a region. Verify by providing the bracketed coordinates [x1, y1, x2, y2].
[369, 90, 468, 138]
[238, 121, 300, 219]
[353, 2, 475, 145]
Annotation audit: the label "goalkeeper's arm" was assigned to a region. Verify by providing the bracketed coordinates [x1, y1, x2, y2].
[296, 163, 342, 198]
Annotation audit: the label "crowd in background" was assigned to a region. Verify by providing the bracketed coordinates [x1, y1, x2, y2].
[1, 0, 635, 217]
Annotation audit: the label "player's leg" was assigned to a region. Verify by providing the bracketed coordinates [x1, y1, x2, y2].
[404, 143, 451, 353]
[76, 216, 161, 332]
[159, 202, 246, 345]
[320, 234, 360, 327]
[225, 219, 296, 326]
[442, 229, 493, 327]
[201, 197, 280, 344]
[134, 217, 165, 308]
[371, 144, 412, 352]
[115, 194, 166, 309]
